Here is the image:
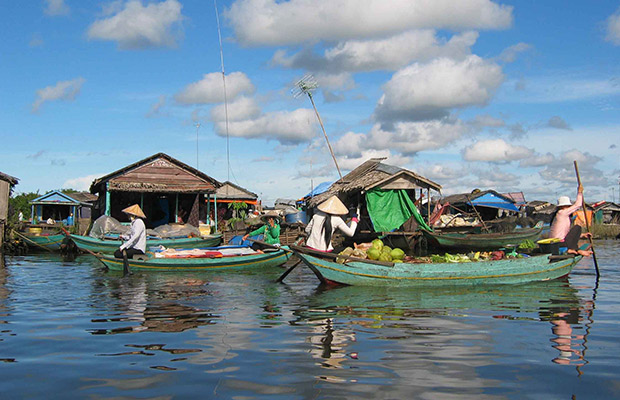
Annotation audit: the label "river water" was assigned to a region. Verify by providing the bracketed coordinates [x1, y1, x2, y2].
[0, 241, 618, 399]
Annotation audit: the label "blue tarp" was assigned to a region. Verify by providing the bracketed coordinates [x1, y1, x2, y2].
[303, 181, 332, 199]
[469, 192, 519, 212]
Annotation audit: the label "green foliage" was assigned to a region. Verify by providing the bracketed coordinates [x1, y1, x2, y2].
[8, 191, 39, 225]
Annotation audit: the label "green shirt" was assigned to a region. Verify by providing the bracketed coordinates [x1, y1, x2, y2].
[248, 223, 281, 244]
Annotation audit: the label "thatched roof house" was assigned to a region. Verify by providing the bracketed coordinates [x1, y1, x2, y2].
[90, 153, 221, 227]
[308, 158, 442, 208]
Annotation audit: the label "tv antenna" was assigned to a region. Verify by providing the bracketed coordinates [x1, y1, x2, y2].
[292, 75, 343, 180]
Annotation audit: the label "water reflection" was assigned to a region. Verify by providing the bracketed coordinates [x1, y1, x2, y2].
[292, 277, 595, 390]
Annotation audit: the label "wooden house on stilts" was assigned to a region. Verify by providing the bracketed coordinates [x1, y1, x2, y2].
[89, 153, 222, 228]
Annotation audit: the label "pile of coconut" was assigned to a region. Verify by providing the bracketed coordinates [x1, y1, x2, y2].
[337, 239, 405, 263]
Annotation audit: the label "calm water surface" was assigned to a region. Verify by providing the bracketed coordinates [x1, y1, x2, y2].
[1, 241, 619, 399]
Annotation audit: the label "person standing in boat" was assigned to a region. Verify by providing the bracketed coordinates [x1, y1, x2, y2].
[243, 210, 282, 248]
[114, 204, 147, 259]
[549, 185, 592, 257]
[305, 195, 359, 252]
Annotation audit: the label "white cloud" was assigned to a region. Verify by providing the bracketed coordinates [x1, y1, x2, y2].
[226, 0, 512, 46]
[87, 0, 184, 50]
[210, 96, 261, 122]
[375, 55, 504, 122]
[213, 108, 318, 144]
[333, 119, 468, 157]
[44, 0, 69, 16]
[146, 95, 167, 118]
[546, 116, 572, 130]
[519, 152, 555, 167]
[337, 151, 411, 171]
[497, 42, 531, 63]
[605, 7, 620, 45]
[32, 77, 86, 113]
[500, 75, 620, 104]
[175, 72, 255, 105]
[462, 138, 533, 162]
[273, 30, 478, 73]
[63, 174, 101, 191]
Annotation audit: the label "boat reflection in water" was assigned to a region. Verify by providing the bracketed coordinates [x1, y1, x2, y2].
[294, 276, 593, 384]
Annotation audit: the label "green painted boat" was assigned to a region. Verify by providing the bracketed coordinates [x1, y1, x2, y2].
[93, 245, 291, 271]
[291, 245, 581, 287]
[20, 233, 66, 251]
[68, 233, 223, 253]
[421, 221, 544, 251]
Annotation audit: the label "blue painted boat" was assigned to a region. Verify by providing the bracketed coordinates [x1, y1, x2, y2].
[68, 233, 222, 253]
[291, 245, 582, 286]
[92, 245, 291, 272]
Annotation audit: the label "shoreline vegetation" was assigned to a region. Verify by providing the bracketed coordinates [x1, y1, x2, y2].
[590, 223, 620, 239]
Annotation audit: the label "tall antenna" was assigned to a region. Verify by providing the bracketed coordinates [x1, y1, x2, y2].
[214, 0, 230, 182]
[292, 75, 343, 180]
[195, 122, 201, 169]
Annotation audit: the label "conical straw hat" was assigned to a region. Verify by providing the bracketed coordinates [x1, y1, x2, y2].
[317, 195, 348, 215]
[122, 204, 146, 219]
[260, 210, 282, 222]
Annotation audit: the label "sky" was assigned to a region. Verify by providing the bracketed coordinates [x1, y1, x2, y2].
[1, 0, 619, 206]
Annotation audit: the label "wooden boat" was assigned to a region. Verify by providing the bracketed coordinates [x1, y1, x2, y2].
[421, 221, 544, 251]
[19, 232, 66, 251]
[290, 245, 582, 287]
[92, 245, 291, 271]
[68, 233, 223, 253]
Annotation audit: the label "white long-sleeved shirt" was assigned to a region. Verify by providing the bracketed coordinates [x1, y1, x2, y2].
[305, 211, 358, 252]
[120, 218, 146, 253]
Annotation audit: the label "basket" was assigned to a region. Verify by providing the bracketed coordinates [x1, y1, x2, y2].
[537, 238, 561, 255]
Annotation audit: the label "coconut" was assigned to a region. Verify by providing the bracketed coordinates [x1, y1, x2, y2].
[390, 248, 405, 261]
[367, 248, 381, 260]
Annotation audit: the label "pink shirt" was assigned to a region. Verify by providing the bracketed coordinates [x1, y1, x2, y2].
[549, 192, 583, 240]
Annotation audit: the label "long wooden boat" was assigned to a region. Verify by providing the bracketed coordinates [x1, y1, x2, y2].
[19, 233, 66, 251]
[93, 245, 291, 271]
[290, 245, 582, 286]
[68, 233, 222, 253]
[421, 222, 544, 251]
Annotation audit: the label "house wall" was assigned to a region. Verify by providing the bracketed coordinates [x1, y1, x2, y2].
[0, 180, 10, 245]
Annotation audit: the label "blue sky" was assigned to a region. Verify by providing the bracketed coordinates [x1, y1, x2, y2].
[1, 0, 619, 205]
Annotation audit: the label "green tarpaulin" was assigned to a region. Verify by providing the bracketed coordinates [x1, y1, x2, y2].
[366, 189, 431, 232]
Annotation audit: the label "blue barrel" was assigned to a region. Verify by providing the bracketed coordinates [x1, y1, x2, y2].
[285, 211, 307, 224]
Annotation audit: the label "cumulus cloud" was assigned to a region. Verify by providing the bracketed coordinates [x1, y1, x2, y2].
[375, 55, 504, 123]
[333, 119, 468, 157]
[519, 152, 555, 167]
[546, 116, 572, 130]
[87, 0, 184, 50]
[272, 31, 478, 73]
[605, 7, 620, 45]
[537, 150, 606, 185]
[63, 174, 101, 191]
[44, 0, 69, 16]
[210, 96, 261, 122]
[226, 0, 512, 46]
[462, 138, 533, 162]
[213, 108, 318, 145]
[32, 77, 86, 113]
[175, 72, 255, 105]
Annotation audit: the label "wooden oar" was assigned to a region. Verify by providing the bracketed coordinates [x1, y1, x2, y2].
[573, 160, 600, 277]
[78, 247, 109, 271]
[244, 239, 301, 282]
[13, 230, 54, 252]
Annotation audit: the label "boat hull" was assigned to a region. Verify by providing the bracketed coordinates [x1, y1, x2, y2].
[21, 233, 66, 251]
[69, 233, 222, 253]
[294, 250, 580, 286]
[96, 247, 291, 271]
[422, 226, 543, 251]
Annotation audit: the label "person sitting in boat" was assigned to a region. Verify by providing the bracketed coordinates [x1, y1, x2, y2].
[305, 195, 359, 252]
[549, 185, 592, 257]
[114, 204, 147, 259]
[243, 210, 282, 249]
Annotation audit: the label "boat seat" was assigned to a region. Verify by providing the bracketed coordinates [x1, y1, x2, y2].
[132, 254, 148, 261]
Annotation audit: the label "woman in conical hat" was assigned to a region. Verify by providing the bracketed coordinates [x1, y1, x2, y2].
[243, 210, 282, 248]
[114, 204, 147, 259]
[305, 195, 359, 252]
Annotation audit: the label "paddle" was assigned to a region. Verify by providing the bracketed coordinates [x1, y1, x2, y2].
[78, 247, 108, 271]
[245, 238, 303, 283]
[573, 160, 600, 277]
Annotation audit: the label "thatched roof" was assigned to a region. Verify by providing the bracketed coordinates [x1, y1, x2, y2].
[307, 158, 442, 207]
[216, 181, 258, 200]
[0, 172, 18, 185]
[90, 153, 221, 194]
